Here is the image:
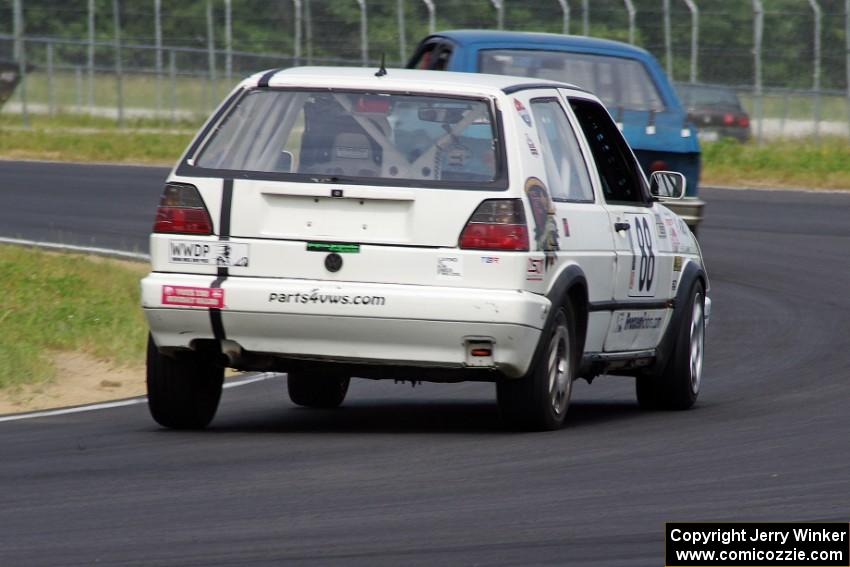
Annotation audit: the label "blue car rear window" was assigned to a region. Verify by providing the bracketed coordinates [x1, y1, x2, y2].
[480, 49, 665, 112]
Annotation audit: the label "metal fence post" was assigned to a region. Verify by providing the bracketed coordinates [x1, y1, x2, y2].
[169, 49, 176, 124]
[88, 0, 95, 109]
[683, 0, 699, 83]
[356, 0, 368, 66]
[780, 90, 789, 137]
[46, 42, 55, 116]
[225, 0, 232, 81]
[397, 0, 406, 64]
[206, 0, 217, 109]
[13, 0, 28, 127]
[582, 0, 589, 36]
[422, 0, 436, 34]
[75, 65, 83, 110]
[753, 0, 763, 144]
[556, 0, 569, 34]
[807, 0, 821, 142]
[113, 0, 123, 127]
[305, 0, 313, 64]
[663, 0, 672, 78]
[490, 0, 504, 30]
[154, 0, 162, 114]
[293, 0, 302, 65]
[623, 0, 636, 44]
[846, 0, 850, 137]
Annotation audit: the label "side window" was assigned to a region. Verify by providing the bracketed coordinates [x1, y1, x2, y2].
[411, 43, 437, 70]
[529, 98, 594, 203]
[569, 98, 649, 204]
[432, 44, 453, 70]
[410, 42, 452, 71]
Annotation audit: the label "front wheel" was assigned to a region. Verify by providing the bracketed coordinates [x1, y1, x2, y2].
[146, 334, 224, 429]
[636, 280, 705, 410]
[497, 304, 577, 431]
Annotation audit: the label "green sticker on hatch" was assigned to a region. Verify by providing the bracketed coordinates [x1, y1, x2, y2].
[306, 242, 360, 254]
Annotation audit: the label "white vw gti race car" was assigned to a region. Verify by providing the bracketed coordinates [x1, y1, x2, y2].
[141, 67, 710, 431]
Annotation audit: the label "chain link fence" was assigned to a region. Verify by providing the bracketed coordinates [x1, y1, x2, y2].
[2, 0, 849, 139]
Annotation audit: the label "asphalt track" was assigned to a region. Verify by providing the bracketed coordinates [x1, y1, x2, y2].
[2, 161, 850, 566]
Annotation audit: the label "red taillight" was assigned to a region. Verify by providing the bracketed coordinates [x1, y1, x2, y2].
[459, 199, 529, 251]
[722, 112, 735, 125]
[649, 160, 669, 173]
[738, 115, 750, 127]
[153, 183, 213, 235]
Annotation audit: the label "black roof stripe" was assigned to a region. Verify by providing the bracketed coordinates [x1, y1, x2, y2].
[257, 68, 283, 87]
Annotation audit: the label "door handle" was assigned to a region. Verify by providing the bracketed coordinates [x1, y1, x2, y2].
[614, 222, 631, 232]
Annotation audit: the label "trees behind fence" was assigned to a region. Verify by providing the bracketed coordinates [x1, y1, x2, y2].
[1, 0, 849, 138]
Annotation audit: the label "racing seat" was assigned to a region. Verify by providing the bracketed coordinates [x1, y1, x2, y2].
[321, 132, 379, 177]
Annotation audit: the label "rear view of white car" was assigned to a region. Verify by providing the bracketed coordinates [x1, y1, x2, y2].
[142, 67, 710, 431]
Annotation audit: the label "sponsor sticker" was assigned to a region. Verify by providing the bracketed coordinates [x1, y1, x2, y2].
[525, 177, 560, 252]
[268, 291, 385, 306]
[525, 133, 539, 156]
[480, 256, 500, 264]
[526, 257, 544, 281]
[169, 240, 249, 267]
[673, 256, 684, 272]
[562, 218, 571, 237]
[614, 311, 663, 333]
[306, 242, 360, 253]
[162, 286, 224, 308]
[654, 213, 667, 239]
[437, 256, 463, 278]
[514, 98, 533, 127]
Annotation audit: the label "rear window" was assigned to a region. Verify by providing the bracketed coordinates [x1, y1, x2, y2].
[677, 84, 742, 110]
[480, 49, 665, 112]
[193, 89, 503, 188]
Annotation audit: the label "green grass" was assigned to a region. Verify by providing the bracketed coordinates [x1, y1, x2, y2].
[0, 246, 147, 389]
[0, 125, 192, 164]
[0, 111, 201, 131]
[701, 137, 850, 189]
[739, 92, 850, 123]
[12, 71, 240, 119]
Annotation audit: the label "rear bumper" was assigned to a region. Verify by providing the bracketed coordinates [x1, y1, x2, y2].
[142, 273, 549, 378]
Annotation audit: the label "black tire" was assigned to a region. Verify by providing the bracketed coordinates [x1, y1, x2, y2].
[287, 370, 350, 408]
[497, 303, 577, 431]
[636, 280, 705, 410]
[146, 334, 224, 429]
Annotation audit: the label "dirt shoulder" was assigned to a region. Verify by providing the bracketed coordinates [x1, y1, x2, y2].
[0, 352, 145, 414]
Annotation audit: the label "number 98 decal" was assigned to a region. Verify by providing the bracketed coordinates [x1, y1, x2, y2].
[629, 216, 657, 297]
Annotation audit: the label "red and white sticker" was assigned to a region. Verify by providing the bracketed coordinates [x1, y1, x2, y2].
[161, 286, 224, 308]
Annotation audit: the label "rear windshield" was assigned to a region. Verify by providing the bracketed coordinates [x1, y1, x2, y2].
[194, 89, 502, 187]
[480, 49, 665, 112]
[677, 84, 742, 110]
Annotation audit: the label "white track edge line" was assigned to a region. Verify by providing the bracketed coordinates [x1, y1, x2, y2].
[0, 373, 280, 423]
[0, 236, 150, 261]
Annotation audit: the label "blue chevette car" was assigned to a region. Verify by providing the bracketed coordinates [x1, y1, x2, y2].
[407, 30, 704, 232]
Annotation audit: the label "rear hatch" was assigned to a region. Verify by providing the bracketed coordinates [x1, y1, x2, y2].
[172, 85, 527, 289]
[224, 179, 522, 285]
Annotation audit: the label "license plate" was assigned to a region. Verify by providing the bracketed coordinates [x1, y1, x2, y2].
[168, 240, 249, 267]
